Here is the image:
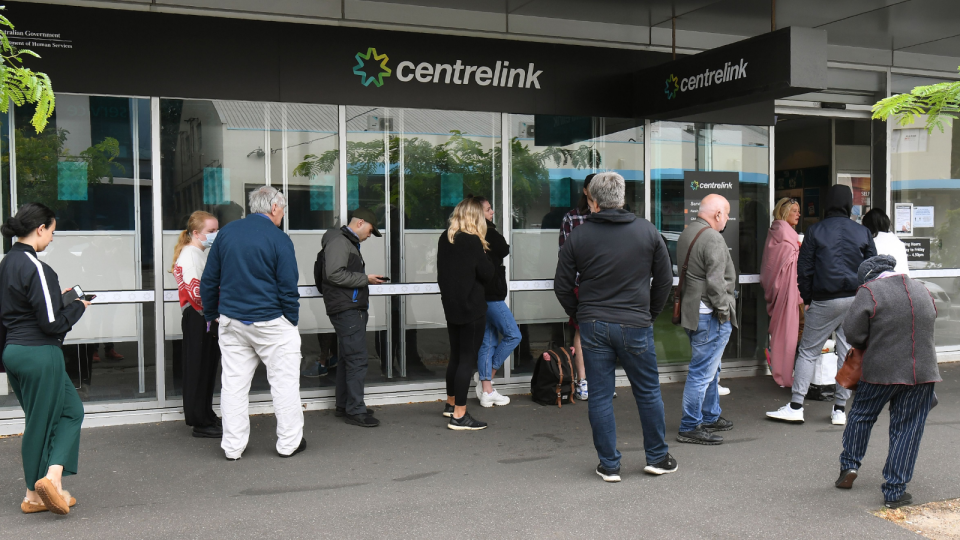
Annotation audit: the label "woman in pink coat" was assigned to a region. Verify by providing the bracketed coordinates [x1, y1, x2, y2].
[760, 198, 802, 387]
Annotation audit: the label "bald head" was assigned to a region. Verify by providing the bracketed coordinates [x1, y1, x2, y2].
[697, 194, 731, 232]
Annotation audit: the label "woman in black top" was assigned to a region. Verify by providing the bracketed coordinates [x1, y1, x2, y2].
[0, 203, 90, 515]
[437, 197, 494, 430]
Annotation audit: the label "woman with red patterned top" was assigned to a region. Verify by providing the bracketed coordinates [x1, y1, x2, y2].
[172, 211, 222, 438]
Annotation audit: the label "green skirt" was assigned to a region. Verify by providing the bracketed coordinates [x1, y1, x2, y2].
[3, 344, 84, 489]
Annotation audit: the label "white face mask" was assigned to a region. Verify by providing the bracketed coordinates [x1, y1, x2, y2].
[200, 230, 218, 249]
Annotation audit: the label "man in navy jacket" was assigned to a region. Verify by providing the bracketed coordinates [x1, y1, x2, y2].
[201, 186, 305, 460]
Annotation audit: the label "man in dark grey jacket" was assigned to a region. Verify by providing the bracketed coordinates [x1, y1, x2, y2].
[675, 194, 737, 446]
[555, 172, 675, 482]
[320, 208, 386, 427]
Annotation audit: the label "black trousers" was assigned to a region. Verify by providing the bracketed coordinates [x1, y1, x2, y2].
[446, 316, 486, 407]
[181, 308, 221, 428]
[331, 309, 369, 415]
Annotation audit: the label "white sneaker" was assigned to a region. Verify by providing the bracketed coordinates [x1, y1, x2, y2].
[766, 404, 804, 423]
[718, 385, 731, 396]
[479, 388, 510, 407]
[576, 379, 588, 400]
[831, 409, 847, 426]
[474, 372, 482, 400]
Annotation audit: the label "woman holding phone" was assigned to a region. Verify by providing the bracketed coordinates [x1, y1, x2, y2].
[172, 210, 222, 438]
[0, 203, 90, 515]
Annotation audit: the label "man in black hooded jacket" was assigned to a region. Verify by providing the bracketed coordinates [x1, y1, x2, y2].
[766, 185, 876, 426]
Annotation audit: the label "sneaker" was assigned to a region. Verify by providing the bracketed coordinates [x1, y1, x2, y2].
[766, 404, 804, 423]
[479, 388, 510, 407]
[474, 373, 483, 401]
[831, 409, 847, 426]
[718, 385, 730, 396]
[676, 427, 723, 445]
[92, 352, 102, 363]
[326, 355, 338, 370]
[447, 412, 487, 431]
[835, 468, 858, 489]
[595, 463, 621, 482]
[701, 417, 734, 432]
[442, 403, 455, 418]
[576, 379, 588, 400]
[104, 349, 125, 361]
[885, 492, 913, 509]
[335, 406, 374, 417]
[300, 361, 328, 378]
[278, 437, 307, 458]
[344, 413, 380, 427]
[643, 453, 678, 475]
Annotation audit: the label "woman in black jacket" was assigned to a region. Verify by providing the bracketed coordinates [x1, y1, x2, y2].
[473, 197, 520, 407]
[0, 203, 90, 515]
[437, 197, 494, 430]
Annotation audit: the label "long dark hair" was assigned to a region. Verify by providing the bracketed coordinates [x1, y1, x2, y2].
[577, 174, 597, 213]
[1, 203, 56, 239]
[861, 208, 891, 237]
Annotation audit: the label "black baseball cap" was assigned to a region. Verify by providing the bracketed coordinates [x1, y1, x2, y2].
[351, 208, 382, 237]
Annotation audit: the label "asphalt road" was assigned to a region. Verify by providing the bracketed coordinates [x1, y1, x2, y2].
[1, 365, 958, 539]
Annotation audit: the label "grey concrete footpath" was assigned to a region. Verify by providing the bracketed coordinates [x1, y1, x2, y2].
[1, 365, 958, 539]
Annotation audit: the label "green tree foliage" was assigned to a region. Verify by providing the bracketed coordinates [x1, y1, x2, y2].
[872, 67, 960, 133]
[0, 7, 55, 133]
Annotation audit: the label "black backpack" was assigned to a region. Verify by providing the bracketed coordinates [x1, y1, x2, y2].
[530, 346, 576, 407]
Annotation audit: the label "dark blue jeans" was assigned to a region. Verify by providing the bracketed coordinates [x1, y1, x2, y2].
[580, 321, 668, 469]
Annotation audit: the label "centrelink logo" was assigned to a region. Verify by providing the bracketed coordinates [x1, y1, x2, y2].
[669, 58, 748, 99]
[352, 47, 542, 90]
[692, 181, 734, 190]
[664, 74, 678, 100]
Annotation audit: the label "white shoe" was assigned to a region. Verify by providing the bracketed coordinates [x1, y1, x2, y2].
[576, 379, 588, 400]
[474, 372, 482, 400]
[831, 409, 847, 426]
[718, 385, 730, 396]
[479, 388, 510, 407]
[766, 404, 804, 423]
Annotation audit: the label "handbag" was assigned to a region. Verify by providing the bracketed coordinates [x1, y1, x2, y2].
[672, 226, 709, 325]
[835, 347, 864, 390]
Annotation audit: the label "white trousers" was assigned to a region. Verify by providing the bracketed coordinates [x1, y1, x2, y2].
[218, 315, 303, 458]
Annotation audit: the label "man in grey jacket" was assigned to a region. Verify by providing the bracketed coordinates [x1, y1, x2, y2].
[675, 194, 737, 446]
[319, 208, 386, 427]
[555, 172, 675, 482]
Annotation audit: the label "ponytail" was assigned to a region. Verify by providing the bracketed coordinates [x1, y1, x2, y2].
[170, 211, 216, 272]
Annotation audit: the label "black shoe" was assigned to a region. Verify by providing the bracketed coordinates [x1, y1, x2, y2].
[442, 403, 455, 418]
[344, 413, 380, 427]
[643, 453, 679, 475]
[278, 437, 307, 458]
[192, 424, 223, 438]
[447, 412, 487, 431]
[595, 463, 621, 482]
[835, 468, 858, 489]
[885, 492, 913, 509]
[676, 427, 723, 445]
[214, 417, 223, 428]
[701, 417, 734, 432]
[335, 406, 374, 417]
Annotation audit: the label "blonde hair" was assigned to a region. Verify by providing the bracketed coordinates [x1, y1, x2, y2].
[170, 211, 217, 272]
[773, 197, 799, 222]
[447, 197, 489, 251]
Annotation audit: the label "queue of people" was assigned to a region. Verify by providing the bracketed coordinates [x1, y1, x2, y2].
[0, 179, 942, 515]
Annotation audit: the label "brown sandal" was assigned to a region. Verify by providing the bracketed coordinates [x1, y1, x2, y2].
[21, 495, 76, 514]
[33, 478, 71, 515]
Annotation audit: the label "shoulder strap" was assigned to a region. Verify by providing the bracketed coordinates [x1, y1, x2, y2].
[675, 226, 710, 303]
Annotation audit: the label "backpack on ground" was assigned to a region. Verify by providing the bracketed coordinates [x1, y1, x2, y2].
[530, 346, 576, 407]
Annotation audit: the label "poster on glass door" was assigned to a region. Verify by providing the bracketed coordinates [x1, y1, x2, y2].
[684, 171, 740, 274]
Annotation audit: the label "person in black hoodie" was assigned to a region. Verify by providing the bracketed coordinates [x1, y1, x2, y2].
[767, 184, 877, 426]
[0, 203, 90, 515]
[471, 196, 520, 408]
[437, 197, 495, 430]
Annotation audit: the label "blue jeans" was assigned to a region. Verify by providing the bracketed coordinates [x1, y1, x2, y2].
[680, 313, 733, 432]
[580, 321, 668, 469]
[477, 301, 521, 381]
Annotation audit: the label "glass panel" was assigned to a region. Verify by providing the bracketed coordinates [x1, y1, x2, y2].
[284, 103, 340, 231]
[651, 122, 769, 362]
[2, 95, 156, 406]
[918, 277, 960, 350]
[890, 76, 960, 270]
[509, 290, 567, 375]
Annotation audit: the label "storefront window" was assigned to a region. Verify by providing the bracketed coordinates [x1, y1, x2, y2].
[651, 122, 770, 362]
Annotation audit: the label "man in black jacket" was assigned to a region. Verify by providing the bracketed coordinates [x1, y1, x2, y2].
[555, 172, 676, 482]
[319, 208, 386, 427]
[767, 185, 877, 426]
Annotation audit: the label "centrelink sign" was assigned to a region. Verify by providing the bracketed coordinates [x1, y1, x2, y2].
[353, 47, 543, 90]
[635, 27, 827, 120]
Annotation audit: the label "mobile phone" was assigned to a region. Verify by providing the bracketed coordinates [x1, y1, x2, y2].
[379, 276, 391, 282]
[84, 294, 97, 301]
[62, 285, 84, 303]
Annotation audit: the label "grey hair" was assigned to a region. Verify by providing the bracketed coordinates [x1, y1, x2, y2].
[587, 172, 625, 210]
[248, 185, 286, 214]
